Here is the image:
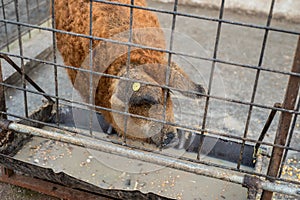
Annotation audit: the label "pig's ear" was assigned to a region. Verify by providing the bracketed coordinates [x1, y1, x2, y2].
[169, 62, 206, 98]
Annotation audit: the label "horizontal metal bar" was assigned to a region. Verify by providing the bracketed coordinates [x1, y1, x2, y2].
[5, 122, 240, 184]
[0, 111, 299, 189]
[92, 0, 300, 36]
[1, 103, 300, 154]
[0, 20, 300, 80]
[0, 0, 49, 50]
[2, 75, 300, 129]
[0, 18, 49, 51]
[2, 2, 300, 37]
[2, 71, 300, 119]
[4, 121, 300, 197]
[1, 0, 300, 37]
[1, 60, 300, 118]
[0, 0, 14, 8]
[1, 84, 299, 144]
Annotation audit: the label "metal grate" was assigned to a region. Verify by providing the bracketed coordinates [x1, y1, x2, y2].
[0, 0, 49, 51]
[0, 0, 300, 199]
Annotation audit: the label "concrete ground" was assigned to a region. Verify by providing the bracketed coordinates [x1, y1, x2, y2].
[157, 0, 300, 23]
[1, 0, 300, 199]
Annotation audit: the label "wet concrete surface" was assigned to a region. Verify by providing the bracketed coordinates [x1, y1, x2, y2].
[1, 0, 300, 199]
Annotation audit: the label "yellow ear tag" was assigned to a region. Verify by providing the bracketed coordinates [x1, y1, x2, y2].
[132, 82, 141, 92]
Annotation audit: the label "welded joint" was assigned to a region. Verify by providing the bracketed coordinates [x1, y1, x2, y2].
[243, 174, 262, 200]
[0, 119, 12, 131]
[0, 119, 14, 147]
[254, 102, 282, 157]
[1, 166, 14, 178]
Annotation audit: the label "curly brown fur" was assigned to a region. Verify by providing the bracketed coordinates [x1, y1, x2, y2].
[55, 0, 205, 147]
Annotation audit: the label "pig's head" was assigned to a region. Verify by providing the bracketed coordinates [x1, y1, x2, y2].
[110, 62, 205, 148]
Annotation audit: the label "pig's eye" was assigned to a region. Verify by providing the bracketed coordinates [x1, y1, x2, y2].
[129, 94, 159, 106]
[128, 82, 162, 107]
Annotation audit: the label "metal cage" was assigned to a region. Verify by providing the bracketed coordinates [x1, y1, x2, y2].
[0, 0, 299, 199]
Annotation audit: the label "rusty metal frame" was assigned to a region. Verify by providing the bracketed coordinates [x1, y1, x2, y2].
[0, 152, 175, 200]
[0, 120, 299, 198]
[261, 36, 300, 199]
[0, 168, 115, 200]
[0, 0, 300, 199]
[0, 53, 15, 189]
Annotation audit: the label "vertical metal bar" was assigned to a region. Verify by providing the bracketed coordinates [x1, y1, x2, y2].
[14, 0, 28, 118]
[89, 0, 94, 136]
[0, 56, 14, 178]
[51, 0, 59, 125]
[237, 0, 275, 169]
[25, 0, 31, 38]
[166, 0, 179, 69]
[278, 94, 300, 176]
[0, 61, 6, 119]
[197, 0, 225, 160]
[160, 0, 178, 149]
[36, 0, 40, 11]
[261, 36, 300, 200]
[36, 0, 41, 33]
[1, 0, 10, 52]
[122, 0, 135, 144]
